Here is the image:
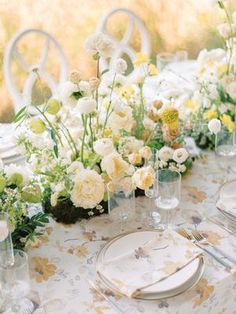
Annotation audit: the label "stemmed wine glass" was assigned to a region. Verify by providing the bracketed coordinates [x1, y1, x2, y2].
[0, 212, 14, 268]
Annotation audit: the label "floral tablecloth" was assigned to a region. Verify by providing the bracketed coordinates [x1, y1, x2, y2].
[27, 153, 236, 314]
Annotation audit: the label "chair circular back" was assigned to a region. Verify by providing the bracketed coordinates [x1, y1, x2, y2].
[4, 28, 68, 113]
[96, 7, 151, 73]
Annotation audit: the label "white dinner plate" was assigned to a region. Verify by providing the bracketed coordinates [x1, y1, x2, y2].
[96, 230, 204, 299]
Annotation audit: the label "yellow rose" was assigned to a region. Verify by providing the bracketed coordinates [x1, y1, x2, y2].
[221, 114, 236, 132]
[133, 52, 149, 67]
[203, 109, 218, 120]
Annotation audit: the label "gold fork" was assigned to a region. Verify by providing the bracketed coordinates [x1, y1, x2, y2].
[179, 228, 232, 270]
[192, 230, 236, 264]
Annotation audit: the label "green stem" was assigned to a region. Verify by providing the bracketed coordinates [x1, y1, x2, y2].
[81, 115, 88, 163]
[61, 122, 79, 157]
[89, 114, 94, 150]
[59, 126, 76, 156]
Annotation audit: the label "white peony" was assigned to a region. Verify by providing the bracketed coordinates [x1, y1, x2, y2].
[226, 82, 236, 99]
[132, 166, 154, 191]
[217, 23, 231, 38]
[208, 118, 221, 134]
[0, 220, 9, 242]
[67, 161, 84, 175]
[158, 147, 174, 162]
[172, 148, 189, 164]
[114, 58, 127, 74]
[59, 81, 78, 107]
[101, 152, 130, 180]
[78, 81, 92, 95]
[85, 32, 115, 58]
[93, 138, 114, 157]
[77, 97, 96, 114]
[71, 169, 105, 209]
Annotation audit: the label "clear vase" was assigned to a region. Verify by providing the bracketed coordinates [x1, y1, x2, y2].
[0, 212, 14, 268]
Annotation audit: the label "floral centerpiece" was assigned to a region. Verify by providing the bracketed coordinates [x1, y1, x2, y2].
[0, 160, 49, 249]
[15, 33, 192, 224]
[184, 0, 236, 149]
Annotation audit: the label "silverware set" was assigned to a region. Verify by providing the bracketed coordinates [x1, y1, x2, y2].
[179, 228, 235, 271]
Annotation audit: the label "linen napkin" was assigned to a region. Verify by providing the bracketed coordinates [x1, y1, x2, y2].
[97, 230, 202, 298]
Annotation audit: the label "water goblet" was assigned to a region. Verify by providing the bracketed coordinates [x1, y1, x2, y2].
[0, 212, 14, 268]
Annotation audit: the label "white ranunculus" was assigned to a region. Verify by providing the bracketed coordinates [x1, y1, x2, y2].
[78, 81, 92, 95]
[114, 58, 127, 74]
[71, 169, 105, 209]
[101, 152, 130, 180]
[85, 32, 115, 58]
[139, 146, 152, 160]
[108, 105, 134, 134]
[0, 220, 9, 242]
[143, 117, 155, 131]
[197, 48, 226, 67]
[118, 137, 144, 155]
[158, 146, 174, 162]
[226, 82, 236, 99]
[217, 23, 231, 38]
[5, 164, 31, 186]
[172, 148, 189, 164]
[132, 166, 154, 191]
[59, 81, 78, 107]
[208, 118, 221, 134]
[93, 138, 114, 157]
[77, 97, 96, 114]
[67, 161, 84, 175]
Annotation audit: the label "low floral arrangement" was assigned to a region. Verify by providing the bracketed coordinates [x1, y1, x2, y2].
[15, 32, 192, 224]
[0, 161, 49, 249]
[184, 0, 236, 149]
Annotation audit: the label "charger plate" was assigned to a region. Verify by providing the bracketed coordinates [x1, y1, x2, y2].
[96, 230, 205, 300]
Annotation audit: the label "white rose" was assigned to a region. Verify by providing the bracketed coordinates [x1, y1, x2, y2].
[59, 81, 78, 107]
[226, 82, 236, 99]
[93, 138, 114, 157]
[217, 23, 231, 38]
[101, 152, 130, 180]
[77, 97, 96, 114]
[67, 161, 84, 175]
[208, 118, 221, 134]
[172, 148, 189, 164]
[139, 146, 152, 160]
[132, 166, 154, 191]
[85, 32, 115, 58]
[78, 81, 92, 95]
[0, 220, 9, 242]
[114, 58, 127, 74]
[71, 169, 105, 209]
[158, 146, 174, 162]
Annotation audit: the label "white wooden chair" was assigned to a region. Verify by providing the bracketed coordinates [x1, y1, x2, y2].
[4, 28, 68, 114]
[96, 8, 151, 76]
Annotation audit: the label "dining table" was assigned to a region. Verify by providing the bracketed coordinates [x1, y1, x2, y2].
[22, 151, 236, 314]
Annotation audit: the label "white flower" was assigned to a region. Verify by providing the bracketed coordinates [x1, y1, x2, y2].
[118, 137, 144, 155]
[158, 146, 174, 162]
[93, 138, 114, 157]
[208, 118, 221, 134]
[50, 192, 58, 207]
[217, 23, 231, 38]
[71, 169, 105, 209]
[172, 148, 189, 164]
[0, 220, 8, 242]
[114, 58, 127, 74]
[67, 161, 84, 175]
[143, 117, 155, 131]
[77, 97, 96, 114]
[108, 104, 134, 134]
[85, 32, 115, 58]
[101, 152, 130, 180]
[59, 81, 77, 107]
[132, 166, 154, 191]
[208, 84, 219, 99]
[78, 81, 92, 95]
[139, 146, 152, 160]
[0, 159, 3, 170]
[5, 164, 31, 186]
[226, 82, 236, 99]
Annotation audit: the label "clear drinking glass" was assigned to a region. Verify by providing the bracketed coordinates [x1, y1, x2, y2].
[108, 189, 135, 233]
[0, 250, 33, 313]
[0, 212, 14, 268]
[155, 169, 181, 229]
[175, 50, 188, 62]
[215, 129, 236, 174]
[156, 52, 176, 71]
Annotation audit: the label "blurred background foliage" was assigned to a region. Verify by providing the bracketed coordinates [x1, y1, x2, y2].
[0, 0, 236, 122]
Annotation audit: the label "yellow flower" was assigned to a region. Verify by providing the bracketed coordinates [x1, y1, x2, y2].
[203, 109, 218, 120]
[104, 128, 112, 137]
[184, 99, 200, 113]
[133, 52, 149, 66]
[161, 107, 179, 125]
[206, 59, 215, 67]
[119, 85, 135, 99]
[221, 114, 236, 132]
[128, 153, 142, 165]
[148, 64, 158, 76]
[103, 102, 110, 110]
[217, 64, 228, 77]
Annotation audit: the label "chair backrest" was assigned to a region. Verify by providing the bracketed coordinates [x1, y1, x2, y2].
[4, 28, 68, 113]
[96, 7, 151, 74]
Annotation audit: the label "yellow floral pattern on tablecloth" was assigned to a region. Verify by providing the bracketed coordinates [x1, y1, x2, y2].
[192, 278, 214, 308]
[184, 186, 207, 204]
[31, 256, 57, 283]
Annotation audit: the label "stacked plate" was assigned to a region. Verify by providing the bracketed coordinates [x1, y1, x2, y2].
[96, 230, 205, 300]
[216, 180, 236, 231]
[0, 124, 24, 165]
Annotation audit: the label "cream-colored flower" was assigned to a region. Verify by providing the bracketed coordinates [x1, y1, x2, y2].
[226, 82, 236, 99]
[118, 137, 144, 155]
[0, 220, 8, 242]
[59, 81, 78, 107]
[139, 146, 152, 160]
[85, 32, 115, 58]
[101, 152, 130, 180]
[143, 117, 155, 131]
[217, 23, 231, 38]
[114, 58, 127, 74]
[78, 81, 91, 95]
[89, 77, 100, 90]
[77, 97, 96, 114]
[158, 146, 174, 162]
[93, 138, 114, 157]
[172, 148, 189, 164]
[5, 164, 31, 187]
[108, 104, 134, 134]
[117, 177, 134, 196]
[208, 118, 221, 134]
[128, 153, 142, 165]
[132, 166, 154, 191]
[67, 161, 84, 175]
[71, 169, 105, 209]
